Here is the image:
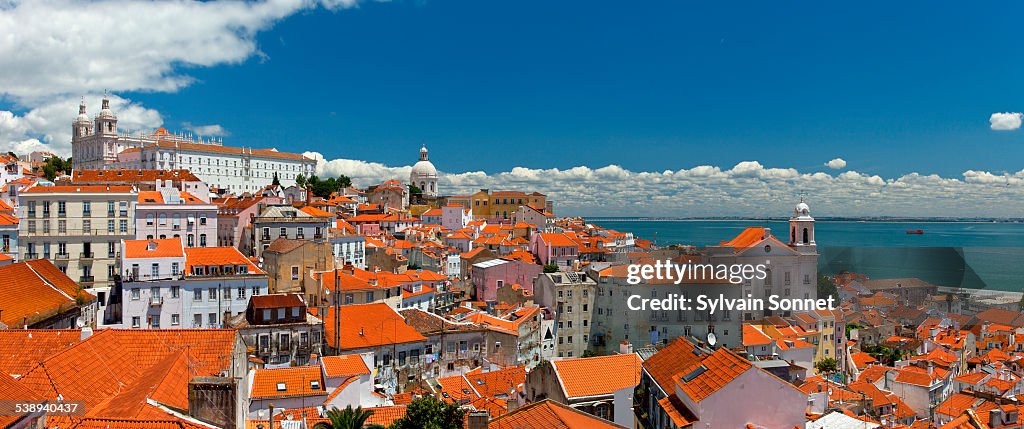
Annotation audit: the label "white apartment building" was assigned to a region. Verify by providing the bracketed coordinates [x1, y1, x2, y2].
[331, 233, 366, 269]
[120, 238, 269, 329]
[246, 205, 333, 257]
[135, 187, 218, 248]
[18, 185, 137, 289]
[71, 96, 316, 193]
[534, 271, 597, 358]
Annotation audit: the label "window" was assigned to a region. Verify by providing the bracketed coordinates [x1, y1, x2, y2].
[194, 289, 202, 300]
[199, 234, 207, 247]
[208, 313, 217, 326]
[119, 219, 128, 233]
[238, 287, 246, 300]
[151, 263, 159, 277]
[171, 314, 180, 325]
[82, 201, 91, 216]
[171, 286, 180, 298]
[108, 220, 115, 233]
[132, 316, 140, 328]
[58, 220, 66, 233]
[208, 288, 217, 300]
[193, 314, 202, 327]
[146, 214, 154, 226]
[171, 262, 179, 275]
[291, 266, 300, 280]
[131, 288, 140, 300]
[83, 220, 91, 233]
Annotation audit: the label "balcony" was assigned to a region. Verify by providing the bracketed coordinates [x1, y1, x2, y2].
[80, 252, 95, 260]
[79, 275, 95, 284]
[149, 296, 163, 306]
[314, 233, 324, 240]
[55, 253, 69, 260]
[24, 252, 39, 259]
[107, 211, 115, 217]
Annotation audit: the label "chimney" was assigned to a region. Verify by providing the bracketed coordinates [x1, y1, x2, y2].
[991, 409, 1004, 426]
[763, 228, 771, 239]
[619, 340, 633, 355]
[466, 410, 489, 429]
[80, 326, 93, 341]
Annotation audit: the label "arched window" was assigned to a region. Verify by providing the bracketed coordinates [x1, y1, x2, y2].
[791, 227, 796, 243]
[802, 228, 809, 244]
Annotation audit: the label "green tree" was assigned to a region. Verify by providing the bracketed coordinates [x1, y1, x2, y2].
[543, 264, 559, 273]
[408, 184, 422, 196]
[296, 174, 307, 188]
[307, 175, 354, 198]
[41, 156, 72, 181]
[815, 357, 839, 379]
[581, 349, 597, 358]
[817, 274, 838, 300]
[389, 396, 465, 429]
[326, 405, 375, 429]
[272, 173, 281, 187]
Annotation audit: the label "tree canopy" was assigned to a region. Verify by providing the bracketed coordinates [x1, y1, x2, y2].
[307, 174, 353, 198]
[40, 156, 72, 181]
[388, 396, 465, 429]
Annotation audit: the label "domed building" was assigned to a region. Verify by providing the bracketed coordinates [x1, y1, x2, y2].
[410, 145, 438, 198]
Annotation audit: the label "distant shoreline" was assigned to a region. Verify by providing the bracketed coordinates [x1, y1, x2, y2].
[582, 217, 1024, 224]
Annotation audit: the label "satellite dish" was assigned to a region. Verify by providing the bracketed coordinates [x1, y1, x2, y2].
[75, 318, 85, 328]
[707, 332, 718, 347]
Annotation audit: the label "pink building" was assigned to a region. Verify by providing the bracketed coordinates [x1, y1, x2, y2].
[531, 232, 578, 267]
[471, 258, 543, 302]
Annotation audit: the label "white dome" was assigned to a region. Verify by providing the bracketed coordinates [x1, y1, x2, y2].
[795, 201, 810, 216]
[411, 160, 438, 178]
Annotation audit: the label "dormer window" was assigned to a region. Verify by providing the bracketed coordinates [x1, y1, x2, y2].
[310, 380, 320, 390]
[276, 382, 286, 392]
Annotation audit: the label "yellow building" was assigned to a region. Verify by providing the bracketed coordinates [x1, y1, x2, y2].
[795, 309, 844, 366]
[469, 189, 548, 220]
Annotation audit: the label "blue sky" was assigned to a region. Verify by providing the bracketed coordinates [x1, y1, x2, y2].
[117, 1, 1022, 177]
[2, 0, 1023, 216]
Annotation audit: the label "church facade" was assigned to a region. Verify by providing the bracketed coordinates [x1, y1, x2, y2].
[71, 96, 317, 194]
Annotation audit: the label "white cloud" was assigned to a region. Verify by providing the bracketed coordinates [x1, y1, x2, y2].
[826, 158, 847, 170]
[304, 151, 1024, 218]
[990, 112, 1023, 131]
[183, 123, 230, 137]
[0, 0, 364, 155]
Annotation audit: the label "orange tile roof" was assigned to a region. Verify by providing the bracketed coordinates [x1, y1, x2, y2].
[87, 350, 195, 419]
[317, 269, 388, 291]
[0, 372, 41, 428]
[321, 303, 427, 350]
[742, 325, 773, 346]
[539, 233, 578, 247]
[364, 405, 407, 427]
[658, 394, 698, 427]
[553, 354, 641, 399]
[0, 212, 18, 225]
[123, 238, 185, 259]
[672, 348, 752, 403]
[720, 227, 765, 248]
[490, 399, 624, 429]
[184, 246, 264, 275]
[23, 185, 135, 193]
[299, 205, 336, 218]
[0, 260, 96, 327]
[464, 366, 526, 398]
[0, 330, 83, 378]
[321, 354, 371, 378]
[73, 169, 202, 183]
[436, 374, 481, 403]
[641, 337, 705, 391]
[251, 366, 325, 399]
[148, 140, 312, 161]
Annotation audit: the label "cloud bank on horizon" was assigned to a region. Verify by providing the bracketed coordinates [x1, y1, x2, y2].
[1, 0, 1023, 218]
[304, 151, 1024, 218]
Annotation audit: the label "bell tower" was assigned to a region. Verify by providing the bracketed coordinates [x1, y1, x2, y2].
[789, 196, 816, 254]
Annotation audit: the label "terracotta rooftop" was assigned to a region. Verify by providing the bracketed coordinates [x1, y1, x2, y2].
[251, 366, 325, 399]
[490, 399, 624, 429]
[123, 238, 185, 259]
[321, 303, 427, 350]
[321, 354, 371, 378]
[0, 259, 96, 328]
[552, 354, 642, 399]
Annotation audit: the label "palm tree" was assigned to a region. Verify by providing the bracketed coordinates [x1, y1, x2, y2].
[325, 405, 375, 429]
